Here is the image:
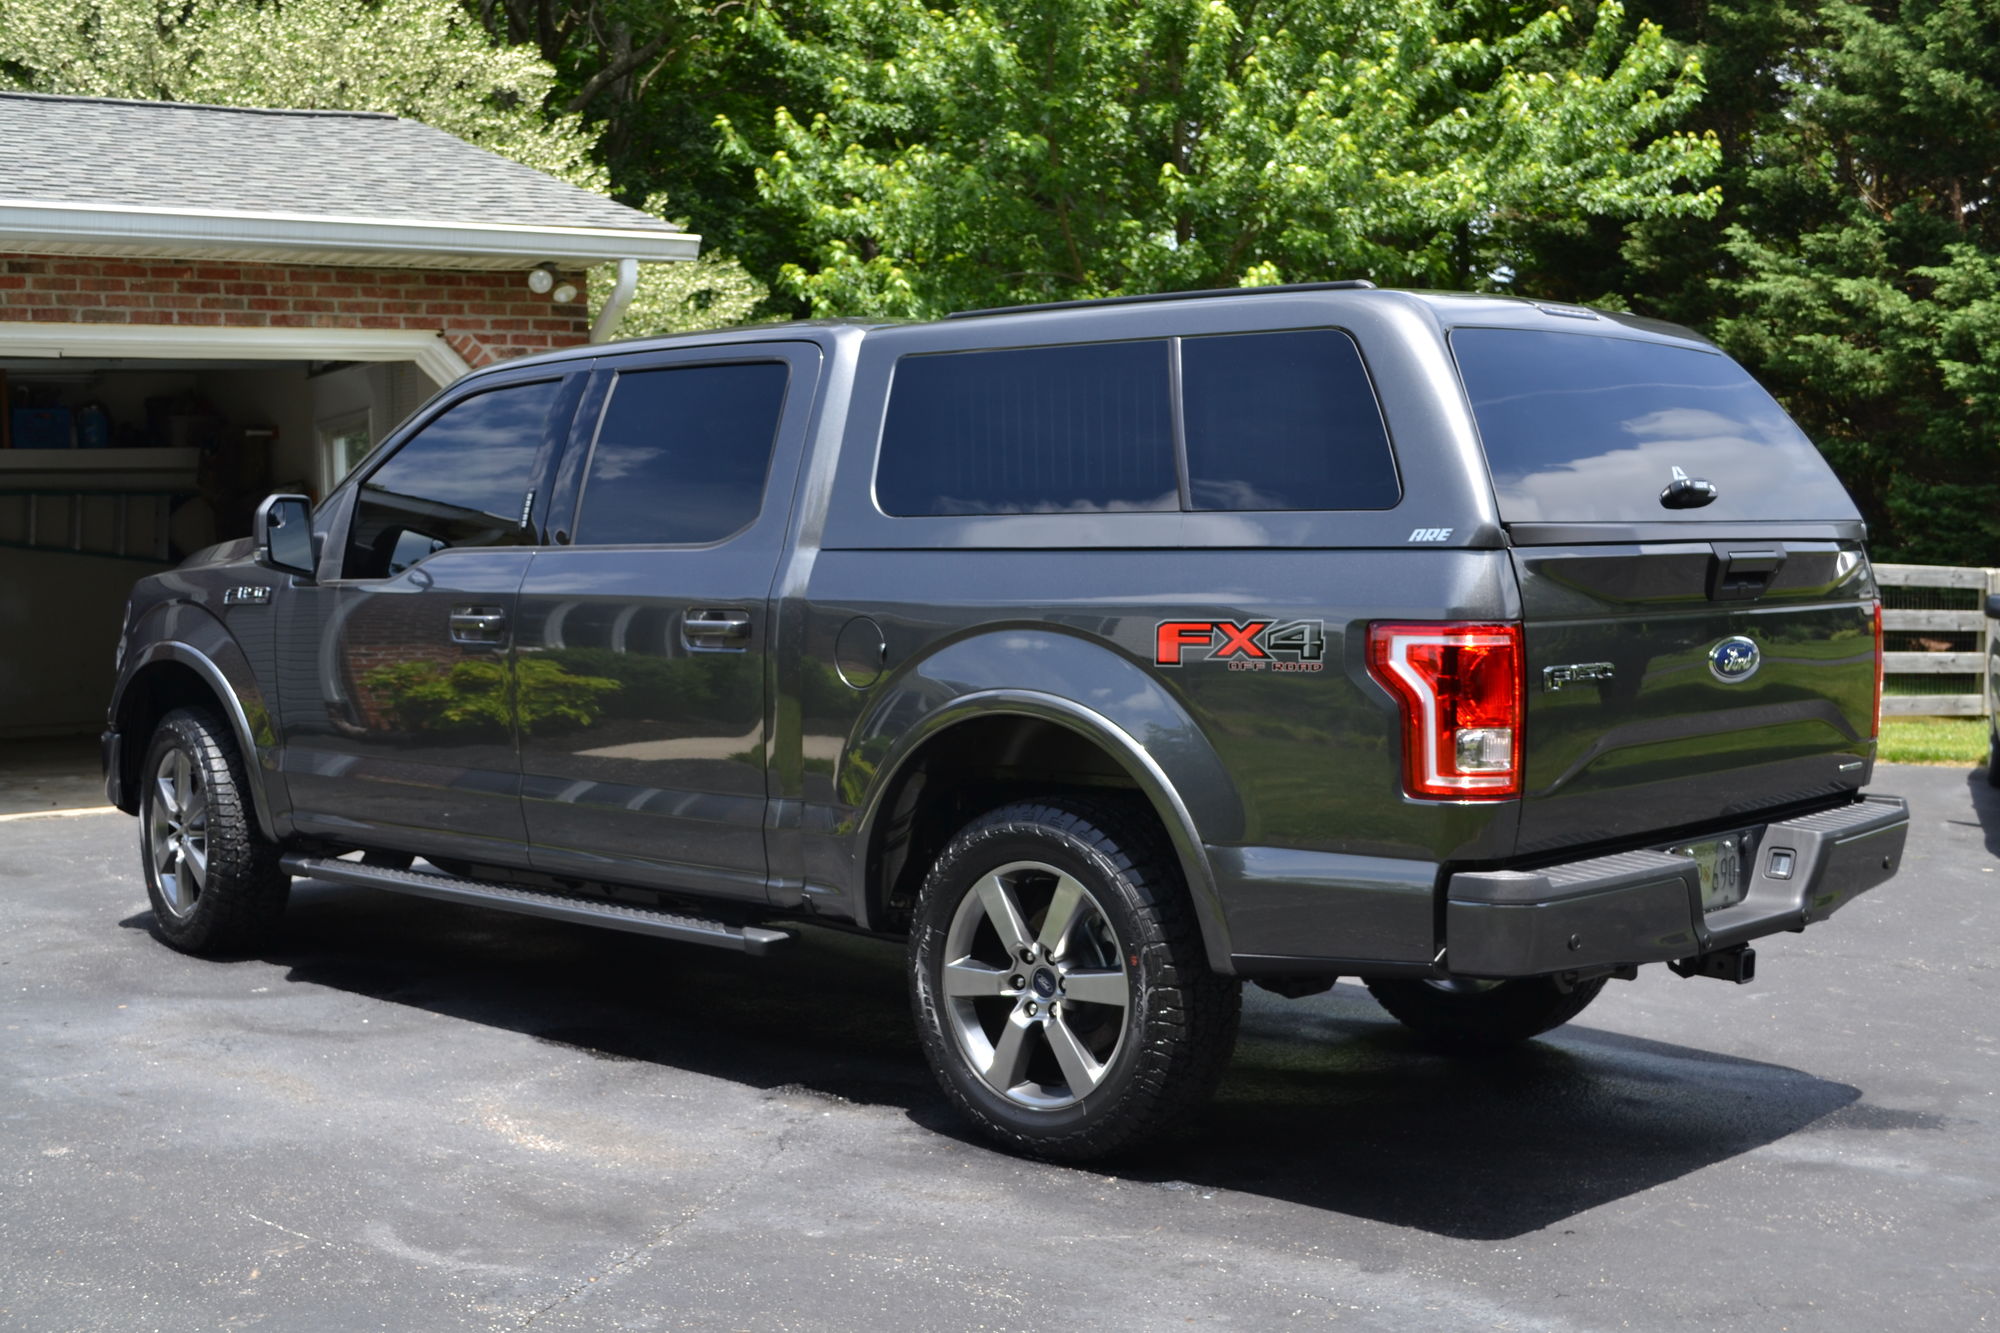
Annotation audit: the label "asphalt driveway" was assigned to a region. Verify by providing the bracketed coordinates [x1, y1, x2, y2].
[2, 764, 1994, 1330]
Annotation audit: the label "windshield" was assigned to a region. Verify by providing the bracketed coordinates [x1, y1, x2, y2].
[1450, 328, 1858, 524]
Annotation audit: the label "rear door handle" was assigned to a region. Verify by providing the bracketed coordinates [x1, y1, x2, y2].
[683, 609, 752, 650]
[1708, 545, 1786, 601]
[450, 606, 509, 647]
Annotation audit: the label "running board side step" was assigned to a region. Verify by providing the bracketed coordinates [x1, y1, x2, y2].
[278, 854, 792, 956]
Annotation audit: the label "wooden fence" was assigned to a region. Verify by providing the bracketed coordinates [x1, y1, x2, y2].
[1876, 562, 1997, 718]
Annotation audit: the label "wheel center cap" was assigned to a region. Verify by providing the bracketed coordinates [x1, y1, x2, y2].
[1031, 968, 1059, 999]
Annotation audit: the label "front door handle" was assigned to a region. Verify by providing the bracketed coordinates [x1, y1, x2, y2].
[683, 608, 752, 650]
[450, 606, 509, 647]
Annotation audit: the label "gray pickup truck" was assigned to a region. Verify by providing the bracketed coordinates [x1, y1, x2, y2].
[103, 282, 1908, 1159]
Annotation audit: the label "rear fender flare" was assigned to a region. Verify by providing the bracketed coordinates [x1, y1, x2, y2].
[848, 629, 1244, 971]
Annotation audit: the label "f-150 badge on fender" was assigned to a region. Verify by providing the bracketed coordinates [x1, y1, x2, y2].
[1155, 620, 1326, 671]
[1543, 661, 1615, 692]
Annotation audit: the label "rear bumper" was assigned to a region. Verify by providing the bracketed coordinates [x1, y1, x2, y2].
[1444, 796, 1909, 978]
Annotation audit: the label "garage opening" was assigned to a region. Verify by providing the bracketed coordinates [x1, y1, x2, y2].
[1, 355, 437, 740]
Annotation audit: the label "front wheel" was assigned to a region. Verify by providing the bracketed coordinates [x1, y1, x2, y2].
[138, 707, 290, 955]
[1365, 975, 1607, 1050]
[909, 798, 1239, 1160]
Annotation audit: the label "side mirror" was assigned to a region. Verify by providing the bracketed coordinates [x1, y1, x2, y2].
[1987, 593, 2000, 620]
[255, 493, 316, 579]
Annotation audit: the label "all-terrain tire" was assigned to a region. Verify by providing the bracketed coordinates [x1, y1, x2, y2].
[1365, 975, 1607, 1050]
[137, 706, 290, 955]
[1985, 722, 2000, 788]
[909, 797, 1240, 1161]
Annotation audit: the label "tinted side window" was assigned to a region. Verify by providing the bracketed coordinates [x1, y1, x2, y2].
[1181, 329, 1400, 511]
[877, 341, 1177, 516]
[342, 379, 559, 579]
[573, 362, 789, 546]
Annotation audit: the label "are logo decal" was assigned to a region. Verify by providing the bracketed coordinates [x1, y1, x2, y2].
[1408, 527, 1453, 542]
[1155, 620, 1327, 672]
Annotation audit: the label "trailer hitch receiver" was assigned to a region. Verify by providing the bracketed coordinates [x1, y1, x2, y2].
[1669, 946, 1756, 984]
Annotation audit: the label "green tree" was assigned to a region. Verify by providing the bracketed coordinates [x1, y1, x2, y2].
[589, 192, 769, 334]
[715, 0, 1721, 317]
[464, 0, 820, 316]
[1578, 0, 2000, 563]
[1708, 0, 2000, 563]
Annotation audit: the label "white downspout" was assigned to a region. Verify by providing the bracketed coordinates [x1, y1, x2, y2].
[590, 258, 640, 343]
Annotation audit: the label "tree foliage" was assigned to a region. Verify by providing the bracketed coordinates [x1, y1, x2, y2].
[1579, 0, 2000, 562]
[1708, 0, 2000, 563]
[587, 193, 769, 334]
[714, 0, 1719, 316]
[463, 0, 808, 297]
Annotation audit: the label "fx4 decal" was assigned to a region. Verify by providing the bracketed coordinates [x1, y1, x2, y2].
[1155, 620, 1327, 672]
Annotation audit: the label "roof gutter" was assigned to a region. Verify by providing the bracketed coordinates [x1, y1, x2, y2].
[590, 258, 640, 343]
[0, 197, 700, 268]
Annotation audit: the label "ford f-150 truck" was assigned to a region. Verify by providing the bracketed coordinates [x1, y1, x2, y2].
[103, 282, 1908, 1159]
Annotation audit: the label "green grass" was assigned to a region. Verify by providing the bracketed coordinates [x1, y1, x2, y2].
[1878, 717, 1991, 766]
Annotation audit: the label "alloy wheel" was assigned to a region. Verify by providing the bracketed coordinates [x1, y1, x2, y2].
[147, 746, 208, 919]
[940, 859, 1132, 1110]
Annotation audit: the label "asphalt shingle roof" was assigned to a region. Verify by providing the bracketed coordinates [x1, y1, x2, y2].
[0, 91, 678, 234]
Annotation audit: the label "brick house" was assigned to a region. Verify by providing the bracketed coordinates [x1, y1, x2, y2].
[0, 91, 698, 735]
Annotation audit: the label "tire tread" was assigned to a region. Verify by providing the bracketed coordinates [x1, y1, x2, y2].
[1365, 974, 1606, 1049]
[141, 707, 288, 955]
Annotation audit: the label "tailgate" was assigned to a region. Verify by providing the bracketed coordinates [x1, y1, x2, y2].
[1511, 541, 1878, 857]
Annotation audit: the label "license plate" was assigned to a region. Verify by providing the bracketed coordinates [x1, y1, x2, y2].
[1665, 832, 1754, 912]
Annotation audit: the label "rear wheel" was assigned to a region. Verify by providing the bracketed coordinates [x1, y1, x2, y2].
[909, 798, 1239, 1160]
[1985, 721, 2000, 788]
[1365, 975, 1607, 1050]
[138, 707, 289, 955]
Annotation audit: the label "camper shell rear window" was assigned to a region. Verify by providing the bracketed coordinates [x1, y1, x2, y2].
[1450, 328, 1857, 525]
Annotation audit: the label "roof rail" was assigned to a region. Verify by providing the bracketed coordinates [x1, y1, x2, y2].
[945, 279, 1378, 320]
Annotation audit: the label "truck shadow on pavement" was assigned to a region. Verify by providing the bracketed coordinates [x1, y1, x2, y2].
[1961, 766, 2000, 855]
[1180, 996, 1860, 1239]
[127, 880, 1861, 1242]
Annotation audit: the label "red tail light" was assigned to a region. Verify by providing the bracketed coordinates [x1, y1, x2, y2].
[1367, 622, 1524, 800]
[1871, 599, 1884, 739]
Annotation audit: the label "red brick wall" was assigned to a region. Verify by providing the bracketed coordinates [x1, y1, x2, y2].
[0, 255, 591, 366]
[339, 599, 464, 733]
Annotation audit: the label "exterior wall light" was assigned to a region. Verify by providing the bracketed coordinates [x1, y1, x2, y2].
[526, 265, 556, 294]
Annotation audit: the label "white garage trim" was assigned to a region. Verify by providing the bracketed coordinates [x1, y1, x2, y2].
[0, 321, 471, 386]
[0, 197, 698, 270]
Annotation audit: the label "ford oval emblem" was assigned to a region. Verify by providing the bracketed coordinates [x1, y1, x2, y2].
[1709, 636, 1761, 683]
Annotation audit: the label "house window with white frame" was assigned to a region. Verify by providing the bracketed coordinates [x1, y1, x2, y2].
[319, 409, 375, 495]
